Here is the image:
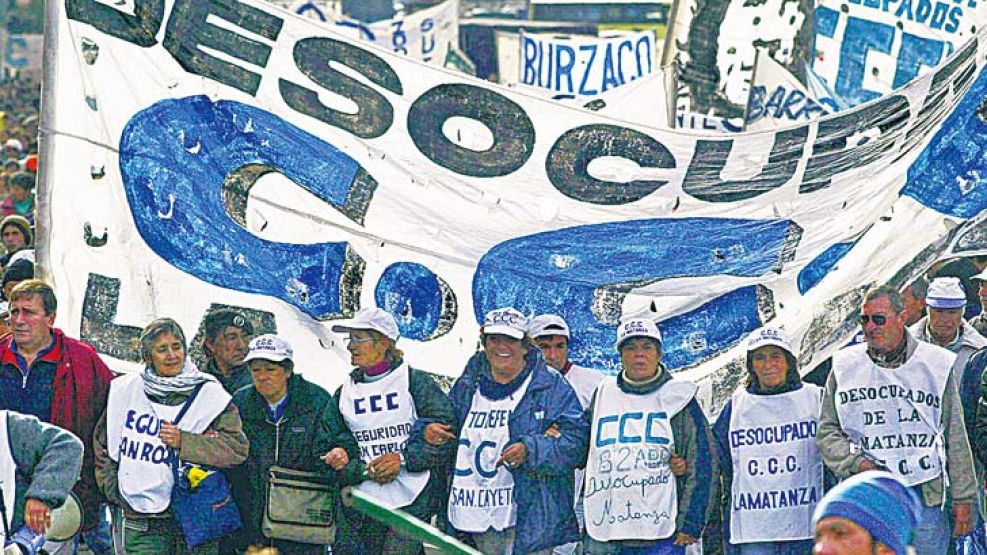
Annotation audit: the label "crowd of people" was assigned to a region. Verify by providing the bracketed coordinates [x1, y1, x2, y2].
[0, 261, 986, 555]
[2, 48, 987, 554]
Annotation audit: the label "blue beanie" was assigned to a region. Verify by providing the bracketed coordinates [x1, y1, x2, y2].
[812, 471, 920, 555]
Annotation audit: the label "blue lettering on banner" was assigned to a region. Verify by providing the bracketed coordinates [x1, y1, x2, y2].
[746, 85, 830, 124]
[375, 262, 454, 341]
[472, 218, 801, 373]
[797, 241, 856, 294]
[813, 7, 956, 107]
[902, 66, 987, 218]
[119, 95, 375, 321]
[520, 34, 654, 96]
[3, 36, 27, 69]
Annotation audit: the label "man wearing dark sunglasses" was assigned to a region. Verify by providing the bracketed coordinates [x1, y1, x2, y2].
[817, 285, 977, 554]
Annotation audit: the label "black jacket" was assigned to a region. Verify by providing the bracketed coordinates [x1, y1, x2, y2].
[229, 374, 333, 548]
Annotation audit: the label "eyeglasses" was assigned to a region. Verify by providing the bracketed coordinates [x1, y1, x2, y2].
[344, 336, 376, 345]
[859, 314, 888, 326]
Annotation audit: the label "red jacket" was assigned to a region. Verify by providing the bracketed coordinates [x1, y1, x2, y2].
[0, 329, 114, 530]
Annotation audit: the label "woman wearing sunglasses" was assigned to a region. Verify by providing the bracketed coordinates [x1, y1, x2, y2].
[712, 327, 824, 554]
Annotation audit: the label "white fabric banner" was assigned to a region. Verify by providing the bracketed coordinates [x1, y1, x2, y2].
[745, 51, 835, 131]
[813, 0, 987, 107]
[43, 0, 987, 404]
[517, 30, 658, 98]
[1, 32, 42, 79]
[329, 0, 458, 66]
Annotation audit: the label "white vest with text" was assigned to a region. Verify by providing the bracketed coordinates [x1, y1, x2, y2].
[833, 341, 955, 487]
[106, 374, 229, 513]
[338, 363, 430, 509]
[584, 377, 697, 541]
[729, 384, 823, 543]
[447, 373, 533, 533]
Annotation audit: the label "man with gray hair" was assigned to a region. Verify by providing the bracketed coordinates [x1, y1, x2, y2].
[817, 285, 977, 554]
[0, 279, 114, 553]
[902, 276, 929, 327]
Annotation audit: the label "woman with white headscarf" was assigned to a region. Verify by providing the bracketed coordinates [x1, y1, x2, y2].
[94, 318, 248, 554]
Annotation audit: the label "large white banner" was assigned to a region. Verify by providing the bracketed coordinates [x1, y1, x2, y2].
[745, 51, 835, 131]
[299, 0, 459, 66]
[47, 0, 987, 407]
[2, 32, 42, 79]
[518, 30, 657, 97]
[812, 0, 987, 107]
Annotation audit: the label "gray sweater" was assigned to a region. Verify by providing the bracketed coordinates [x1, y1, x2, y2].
[817, 332, 978, 507]
[5, 411, 83, 530]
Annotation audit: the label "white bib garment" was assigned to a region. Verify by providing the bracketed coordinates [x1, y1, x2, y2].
[833, 341, 955, 487]
[584, 377, 697, 542]
[728, 385, 823, 543]
[105, 374, 229, 513]
[0, 411, 16, 544]
[338, 363, 430, 509]
[564, 364, 605, 411]
[447, 373, 533, 533]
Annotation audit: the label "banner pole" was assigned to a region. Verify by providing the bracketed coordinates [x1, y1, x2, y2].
[341, 487, 483, 554]
[36, 0, 60, 283]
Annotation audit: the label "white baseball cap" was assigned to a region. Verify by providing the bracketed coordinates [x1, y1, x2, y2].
[244, 334, 294, 363]
[4, 138, 22, 152]
[615, 318, 662, 349]
[746, 326, 793, 354]
[331, 307, 400, 341]
[926, 277, 966, 310]
[483, 307, 528, 340]
[972, 269, 987, 283]
[528, 314, 570, 339]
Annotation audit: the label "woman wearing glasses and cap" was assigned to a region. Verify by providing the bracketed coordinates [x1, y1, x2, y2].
[318, 307, 456, 555]
[711, 327, 824, 554]
[228, 334, 332, 554]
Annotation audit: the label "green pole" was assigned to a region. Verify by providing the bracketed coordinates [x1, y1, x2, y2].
[340, 487, 483, 555]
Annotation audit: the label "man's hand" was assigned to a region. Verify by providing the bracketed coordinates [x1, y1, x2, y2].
[544, 424, 560, 438]
[159, 421, 182, 449]
[367, 453, 402, 484]
[496, 442, 528, 469]
[857, 459, 879, 473]
[954, 501, 973, 536]
[24, 498, 50, 534]
[670, 453, 687, 476]
[673, 532, 698, 546]
[424, 423, 457, 446]
[320, 447, 349, 470]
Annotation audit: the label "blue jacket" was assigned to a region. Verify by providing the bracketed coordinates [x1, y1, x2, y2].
[447, 349, 588, 554]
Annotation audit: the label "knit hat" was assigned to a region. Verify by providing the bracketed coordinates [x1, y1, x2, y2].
[0, 214, 32, 247]
[2, 258, 32, 297]
[812, 471, 920, 555]
[926, 276, 966, 309]
[202, 309, 254, 340]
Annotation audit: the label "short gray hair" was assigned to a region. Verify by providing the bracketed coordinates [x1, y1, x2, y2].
[864, 285, 906, 314]
[139, 318, 187, 363]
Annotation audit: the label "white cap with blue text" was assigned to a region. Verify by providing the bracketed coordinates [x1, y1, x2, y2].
[244, 334, 294, 363]
[528, 314, 570, 339]
[926, 277, 967, 310]
[331, 307, 400, 341]
[615, 318, 662, 349]
[746, 326, 793, 354]
[483, 307, 529, 339]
